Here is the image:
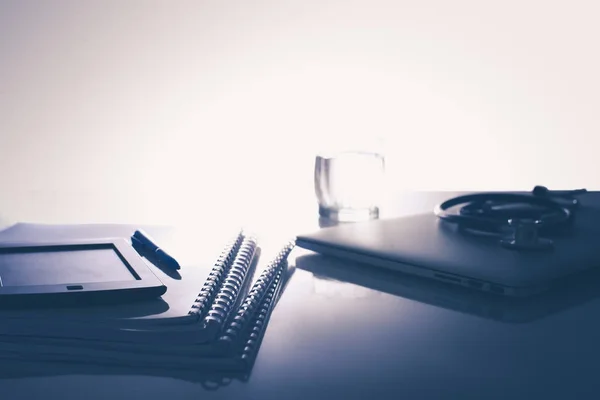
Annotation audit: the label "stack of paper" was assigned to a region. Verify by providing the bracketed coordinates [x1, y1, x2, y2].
[0, 223, 293, 373]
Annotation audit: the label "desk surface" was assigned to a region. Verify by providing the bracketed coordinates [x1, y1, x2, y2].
[1, 192, 599, 400]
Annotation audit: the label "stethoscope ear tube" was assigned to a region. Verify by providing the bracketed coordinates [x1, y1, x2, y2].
[434, 187, 586, 251]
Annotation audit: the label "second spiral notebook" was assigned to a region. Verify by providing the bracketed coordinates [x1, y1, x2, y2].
[0, 223, 295, 371]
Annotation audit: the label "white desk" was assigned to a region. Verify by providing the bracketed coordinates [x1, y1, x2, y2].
[1, 192, 599, 400]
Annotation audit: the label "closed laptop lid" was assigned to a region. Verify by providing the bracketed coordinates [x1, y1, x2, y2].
[296, 192, 600, 291]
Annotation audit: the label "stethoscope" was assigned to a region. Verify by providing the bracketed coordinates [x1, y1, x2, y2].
[434, 186, 588, 251]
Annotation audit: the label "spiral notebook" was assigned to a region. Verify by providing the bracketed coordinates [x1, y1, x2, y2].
[0, 223, 295, 371]
[0, 244, 292, 370]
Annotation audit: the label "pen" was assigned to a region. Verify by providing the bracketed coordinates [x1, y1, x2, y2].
[131, 229, 181, 270]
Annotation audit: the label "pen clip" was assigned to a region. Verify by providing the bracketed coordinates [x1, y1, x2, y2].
[131, 235, 148, 253]
[131, 235, 181, 279]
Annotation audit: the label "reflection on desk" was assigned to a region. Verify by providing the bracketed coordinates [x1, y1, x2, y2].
[295, 253, 600, 324]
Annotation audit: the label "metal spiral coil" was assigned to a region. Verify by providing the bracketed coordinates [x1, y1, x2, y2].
[201, 235, 258, 331]
[218, 241, 295, 345]
[239, 269, 282, 364]
[188, 231, 244, 319]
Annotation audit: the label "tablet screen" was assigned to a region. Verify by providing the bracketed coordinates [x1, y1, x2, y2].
[0, 247, 137, 287]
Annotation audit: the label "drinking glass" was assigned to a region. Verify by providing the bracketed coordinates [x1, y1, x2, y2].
[314, 138, 385, 222]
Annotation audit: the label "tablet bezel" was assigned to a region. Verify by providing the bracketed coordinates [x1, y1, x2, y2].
[0, 238, 166, 301]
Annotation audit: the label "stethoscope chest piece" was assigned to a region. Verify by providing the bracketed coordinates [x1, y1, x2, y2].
[500, 219, 554, 251]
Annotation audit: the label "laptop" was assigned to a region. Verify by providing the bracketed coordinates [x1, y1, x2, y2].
[296, 192, 600, 297]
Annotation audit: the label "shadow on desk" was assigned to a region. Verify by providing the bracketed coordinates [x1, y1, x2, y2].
[0, 360, 246, 390]
[295, 253, 600, 323]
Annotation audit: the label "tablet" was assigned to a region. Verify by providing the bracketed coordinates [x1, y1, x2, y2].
[0, 238, 166, 307]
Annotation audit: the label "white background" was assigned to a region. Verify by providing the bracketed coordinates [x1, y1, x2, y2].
[1, 0, 598, 225]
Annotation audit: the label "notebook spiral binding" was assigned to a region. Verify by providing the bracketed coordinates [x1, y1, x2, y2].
[188, 231, 245, 319]
[238, 265, 283, 365]
[217, 241, 295, 359]
[201, 235, 259, 333]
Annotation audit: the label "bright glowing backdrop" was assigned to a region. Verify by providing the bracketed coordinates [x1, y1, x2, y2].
[1, 0, 599, 225]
